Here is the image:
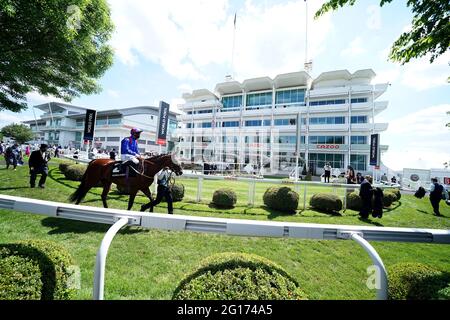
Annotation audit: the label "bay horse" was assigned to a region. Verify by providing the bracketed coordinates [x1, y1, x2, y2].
[69, 154, 183, 211]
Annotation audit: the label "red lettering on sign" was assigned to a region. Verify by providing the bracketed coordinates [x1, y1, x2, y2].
[317, 145, 340, 150]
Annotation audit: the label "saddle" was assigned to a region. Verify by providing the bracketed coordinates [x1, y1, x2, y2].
[111, 161, 139, 178]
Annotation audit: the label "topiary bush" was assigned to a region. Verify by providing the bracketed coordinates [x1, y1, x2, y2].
[383, 192, 397, 207]
[212, 188, 237, 208]
[58, 161, 73, 175]
[346, 191, 362, 211]
[390, 188, 401, 201]
[263, 187, 299, 214]
[168, 183, 184, 202]
[63, 164, 87, 181]
[388, 262, 449, 300]
[310, 193, 342, 213]
[0, 240, 77, 300]
[173, 252, 307, 300]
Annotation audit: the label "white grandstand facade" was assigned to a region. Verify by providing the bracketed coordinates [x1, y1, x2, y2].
[175, 69, 389, 176]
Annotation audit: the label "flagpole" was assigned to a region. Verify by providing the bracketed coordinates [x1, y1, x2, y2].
[231, 13, 237, 79]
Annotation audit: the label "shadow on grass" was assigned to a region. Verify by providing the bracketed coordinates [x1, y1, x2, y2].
[417, 209, 449, 219]
[0, 186, 32, 191]
[384, 201, 402, 212]
[357, 217, 384, 227]
[41, 217, 147, 235]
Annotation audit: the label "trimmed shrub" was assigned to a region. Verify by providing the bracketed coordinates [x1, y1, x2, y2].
[383, 192, 397, 207]
[263, 187, 299, 214]
[212, 189, 237, 208]
[63, 164, 86, 181]
[58, 161, 73, 174]
[346, 191, 362, 211]
[390, 188, 401, 201]
[310, 193, 342, 213]
[437, 285, 450, 300]
[0, 240, 76, 300]
[162, 184, 184, 202]
[0, 255, 43, 300]
[388, 262, 449, 300]
[173, 252, 307, 300]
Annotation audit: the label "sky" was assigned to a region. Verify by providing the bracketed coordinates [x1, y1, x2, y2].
[1, 0, 449, 171]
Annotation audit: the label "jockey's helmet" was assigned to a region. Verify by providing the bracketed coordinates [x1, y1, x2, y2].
[130, 128, 143, 135]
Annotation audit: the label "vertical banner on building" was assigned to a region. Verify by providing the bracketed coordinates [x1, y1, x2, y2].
[83, 109, 97, 141]
[370, 133, 380, 166]
[156, 101, 170, 145]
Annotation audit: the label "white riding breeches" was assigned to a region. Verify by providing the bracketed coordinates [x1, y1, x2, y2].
[121, 154, 139, 164]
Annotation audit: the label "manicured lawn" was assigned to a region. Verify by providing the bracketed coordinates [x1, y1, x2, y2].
[0, 162, 449, 300]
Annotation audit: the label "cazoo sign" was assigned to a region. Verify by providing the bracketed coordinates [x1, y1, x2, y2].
[317, 145, 340, 150]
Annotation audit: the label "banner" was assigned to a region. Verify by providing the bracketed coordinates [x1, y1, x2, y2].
[83, 109, 97, 141]
[369, 134, 380, 166]
[156, 101, 170, 145]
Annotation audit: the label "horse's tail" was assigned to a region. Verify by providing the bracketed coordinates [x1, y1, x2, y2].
[69, 170, 89, 204]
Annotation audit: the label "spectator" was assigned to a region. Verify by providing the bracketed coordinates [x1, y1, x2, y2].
[109, 148, 117, 160]
[323, 162, 332, 183]
[346, 166, 356, 184]
[359, 175, 373, 219]
[29, 144, 50, 189]
[391, 176, 397, 184]
[356, 172, 364, 184]
[0, 141, 4, 155]
[429, 178, 444, 216]
[381, 173, 388, 182]
[25, 144, 31, 157]
[55, 146, 60, 158]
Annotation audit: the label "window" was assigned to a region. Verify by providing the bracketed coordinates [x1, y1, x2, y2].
[108, 117, 121, 125]
[278, 136, 296, 144]
[222, 121, 240, 128]
[351, 116, 368, 124]
[198, 109, 213, 114]
[310, 99, 346, 106]
[96, 118, 107, 126]
[222, 96, 243, 110]
[309, 153, 344, 170]
[246, 92, 272, 107]
[75, 132, 82, 141]
[107, 137, 120, 142]
[275, 89, 305, 104]
[202, 122, 212, 128]
[274, 119, 296, 126]
[351, 154, 367, 171]
[351, 136, 367, 144]
[310, 117, 346, 125]
[309, 136, 345, 144]
[187, 123, 193, 129]
[351, 98, 368, 104]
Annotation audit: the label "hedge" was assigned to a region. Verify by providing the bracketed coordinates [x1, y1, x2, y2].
[346, 191, 362, 211]
[212, 189, 237, 208]
[390, 188, 402, 201]
[58, 161, 73, 175]
[388, 262, 449, 300]
[263, 187, 299, 214]
[310, 193, 342, 213]
[383, 192, 397, 207]
[167, 184, 184, 202]
[172, 252, 307, 300]
[63, 164, 87, 181]
[0, 240, 76, 300]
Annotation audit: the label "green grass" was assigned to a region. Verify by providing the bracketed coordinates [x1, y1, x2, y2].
[0, 162, 449, 300]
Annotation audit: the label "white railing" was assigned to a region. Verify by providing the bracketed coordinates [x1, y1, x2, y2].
[1, 194, 449, 300]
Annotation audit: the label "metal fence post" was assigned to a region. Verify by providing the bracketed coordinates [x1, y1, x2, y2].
[248, 180, 256, 206]
[197, 176, 203, 202]
[303, 184, 307, 210]
[93, 217, 128, 300]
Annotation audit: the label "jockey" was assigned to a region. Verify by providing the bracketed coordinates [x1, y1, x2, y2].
[121, 128, 143, 166]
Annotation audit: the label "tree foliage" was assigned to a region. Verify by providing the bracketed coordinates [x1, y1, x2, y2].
[1, 123, 34, 143]
[315, 0, 450, 64]
[0, 0, 114, 112]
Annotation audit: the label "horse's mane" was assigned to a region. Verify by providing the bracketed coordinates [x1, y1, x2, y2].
[144, 153, 171, 162]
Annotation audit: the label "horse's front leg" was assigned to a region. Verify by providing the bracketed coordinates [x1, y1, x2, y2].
[140, 187, 153, 212]
[127, 189, 138, 211]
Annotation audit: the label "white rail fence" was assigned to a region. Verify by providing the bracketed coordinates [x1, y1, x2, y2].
[1, 195, 449, 300]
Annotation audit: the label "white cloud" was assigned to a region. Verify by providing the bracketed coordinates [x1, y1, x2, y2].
[0, 111, 34, 128]
[108, 0, 332, 81]
[26, 92, 64, 106]
[107, 89, 120, 98]
[382, 104, 450, 170]
[177, 83, 193, 93]
[341, 37, 366, 58]
[366, 5, 381, 30]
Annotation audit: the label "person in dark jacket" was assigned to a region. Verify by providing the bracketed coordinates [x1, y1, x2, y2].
[142, 167, 174, 214]
[109, 148, 117, 160]
[29, 144, 50, 188]
[429, 178, 444, 216]
[359, 175, 373, 219]
[372, 187, 384, 218]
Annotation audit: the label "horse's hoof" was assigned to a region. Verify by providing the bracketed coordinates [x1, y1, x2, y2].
[140, 205, 146, 212]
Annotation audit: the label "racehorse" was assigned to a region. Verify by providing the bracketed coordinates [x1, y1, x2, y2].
[69, 154, 183, 211]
